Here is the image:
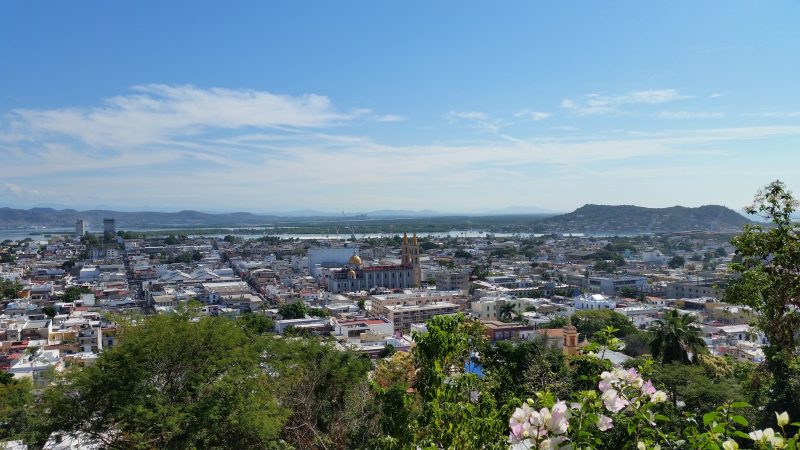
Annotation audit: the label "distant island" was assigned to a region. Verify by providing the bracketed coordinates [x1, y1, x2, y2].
[533, 204, 752, 233]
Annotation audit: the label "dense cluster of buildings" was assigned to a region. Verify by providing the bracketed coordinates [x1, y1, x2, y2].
[0, 223, 770, 396]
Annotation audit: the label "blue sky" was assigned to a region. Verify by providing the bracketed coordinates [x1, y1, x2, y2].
[1, 1, 799, 213]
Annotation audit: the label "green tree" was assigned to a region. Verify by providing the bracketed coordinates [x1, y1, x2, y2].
[724, 180, 800, 423]
[236, 312, 274, 335]
[63, 286, 91, 301]
[0, 377, 34, 442]
[36, 313, 288, 448]
[571, 309, 637, 340]
[41, 305, 58, 318]
[0, 279, 22, 300]
[498, 303, 515, 323]
[648, 309, 707, 364]
[668, 255, 686, 269]
[279, 301, 307, 319]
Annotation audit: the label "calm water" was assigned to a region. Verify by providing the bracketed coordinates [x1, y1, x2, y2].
[0, 227, 588, 242]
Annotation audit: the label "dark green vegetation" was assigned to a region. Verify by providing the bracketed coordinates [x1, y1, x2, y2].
[724, 180, 800, 424]
[3, 310, 775, 450]
[0, 278, 22, 300]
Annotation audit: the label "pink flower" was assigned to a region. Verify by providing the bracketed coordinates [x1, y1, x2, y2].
[641, 380, 656, 395]
[597, 415, 614, 431]
[602, 389, 629, 413]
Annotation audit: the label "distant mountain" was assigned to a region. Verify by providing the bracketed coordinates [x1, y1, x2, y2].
[0, 207, 283, 229]
[534, 204, 753, 233]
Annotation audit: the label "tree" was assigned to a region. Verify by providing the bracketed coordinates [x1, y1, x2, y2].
[571, 309, 637, 340]
[498, 303, 515, 323]
[236, 312, 274, 335]
[279, 301, 307, 319]
[668, 255, 685, 269]
[648, 309, 707, 364]
[0, 376, 34, 442]
[36, 313, 288, 448]
[63, 286, 91, 301]
[307, 307, 330, 318]
[724, 180, 800, 423]
[0, 279, 22, 300]
[41, 305, 58, 318]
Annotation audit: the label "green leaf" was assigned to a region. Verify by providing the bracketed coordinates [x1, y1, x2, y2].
[730, 402, 750, 409]
[703, 412, 717, 427]
[730, 415, 748, 427]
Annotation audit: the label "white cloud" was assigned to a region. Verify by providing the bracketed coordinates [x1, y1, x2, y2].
[7, 84, 378, 148]
[375, 114, 407, 122]
[444, 111, 500, 132]
[561, 89, 693, 115]
[514, 109, 552, 121]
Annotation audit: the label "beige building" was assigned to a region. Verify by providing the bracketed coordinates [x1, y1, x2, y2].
[376, 301, 459, 332]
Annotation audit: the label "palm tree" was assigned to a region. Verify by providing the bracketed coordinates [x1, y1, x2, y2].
[498, 303, 515, 323]
[649, 309, 708, 364]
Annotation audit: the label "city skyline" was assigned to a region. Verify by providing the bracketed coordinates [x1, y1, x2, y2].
[2, 1, 799, 212]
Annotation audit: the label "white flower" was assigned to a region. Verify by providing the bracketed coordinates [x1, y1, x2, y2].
[546, 401, 570, 435]
[539, 436, 567, 450]
[637, 441, 646, 450]
[597, 415, 614, 431]
[776, 411, 790, 427]
[650, 391, 667, 404]
[770, 436, 786, 448]
[602, 389, 629, 413]
[722, 439, 738, 450]
[749, 428, 775, 442]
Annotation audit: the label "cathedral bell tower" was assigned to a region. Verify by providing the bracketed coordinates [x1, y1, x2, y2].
[401, 232, 422, 287]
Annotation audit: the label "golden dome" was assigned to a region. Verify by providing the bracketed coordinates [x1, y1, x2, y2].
[347, 269, 357, 279]
[348, 254, 362, 266]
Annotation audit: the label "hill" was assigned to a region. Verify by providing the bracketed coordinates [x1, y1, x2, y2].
[0, 207, 284, 229]
[533, 204, 752, 233]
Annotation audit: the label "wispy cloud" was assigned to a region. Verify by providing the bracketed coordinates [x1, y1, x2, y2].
[3, 84, 800, 211]
[743, 111, 800, 118]
[561, 89, 693, 115]
[655, 111, 724, 119]
[514, 109, 552, 121]
[444, 110, 502, 133]
[5, 84, 377, 148]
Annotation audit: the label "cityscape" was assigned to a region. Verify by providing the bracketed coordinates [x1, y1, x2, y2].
[2, 2, 800, 450]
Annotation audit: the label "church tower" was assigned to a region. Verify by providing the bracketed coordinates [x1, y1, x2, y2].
[402, 232, 422, 287]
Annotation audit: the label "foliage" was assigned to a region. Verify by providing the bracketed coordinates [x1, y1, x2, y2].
[649, 309, 708, 364]
[41, 305, 58, 318]
[279, 301, 307, 319]
[0, 377, 34, 442]
[307, 307, 330, 318]
[668, 255, 686, 269]
[63, 285, 91, 301]
[236, 312, 274, 335]
[0, 278, 22, 300]
[571, 309, 638, 340]
[35, 313, 288, 448]
[725, 180, 800, 424]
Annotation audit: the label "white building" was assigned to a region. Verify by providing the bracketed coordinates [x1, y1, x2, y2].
[75, 219, 87, 238]
[308, 246, 359, 277]
[574, 293, 616, 311]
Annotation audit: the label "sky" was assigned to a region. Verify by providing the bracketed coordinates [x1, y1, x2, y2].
[1, 1, 799, 214]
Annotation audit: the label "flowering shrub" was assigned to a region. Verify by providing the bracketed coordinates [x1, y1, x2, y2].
[508, 366, 800, 449]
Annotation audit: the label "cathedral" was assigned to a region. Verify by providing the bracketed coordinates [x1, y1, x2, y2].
[326, 232, 422, 293]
